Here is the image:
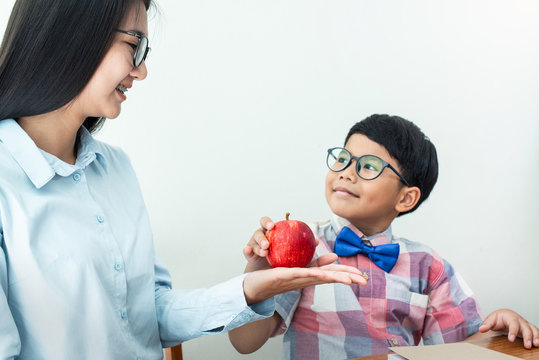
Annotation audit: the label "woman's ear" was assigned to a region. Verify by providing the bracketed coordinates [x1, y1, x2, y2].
[395, 186, 421, 213]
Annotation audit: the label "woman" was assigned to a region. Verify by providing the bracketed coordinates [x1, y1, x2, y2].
[0, 0, 365, 358]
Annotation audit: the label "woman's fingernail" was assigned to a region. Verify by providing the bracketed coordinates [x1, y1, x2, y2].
[509, 334, 516, 341]
[526, 340, 532, 348]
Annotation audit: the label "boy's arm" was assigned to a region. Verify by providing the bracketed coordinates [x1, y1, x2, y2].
[229, 217, 367, 354]
[228, 249, 281, 355]
[228, 312, 282, 354]
[469, 308, 539, 349]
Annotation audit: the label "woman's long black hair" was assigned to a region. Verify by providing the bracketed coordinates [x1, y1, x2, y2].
[0, 0, 152, 133]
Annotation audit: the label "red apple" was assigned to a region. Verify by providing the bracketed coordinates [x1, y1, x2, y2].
[266, 213, 316, 268]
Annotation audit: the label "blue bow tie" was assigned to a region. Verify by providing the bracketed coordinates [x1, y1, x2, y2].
[334, 226, 400, 273]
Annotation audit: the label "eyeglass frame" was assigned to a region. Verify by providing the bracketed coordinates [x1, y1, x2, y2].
[115, 29, 150, 67]
[326, 147, 410, 186]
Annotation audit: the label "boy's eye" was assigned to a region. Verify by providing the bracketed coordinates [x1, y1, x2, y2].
[362, 163, 378, 171]
[337, 156, 348, 164]
[127, 42, 138, 50]
[359, 156, 383, 173]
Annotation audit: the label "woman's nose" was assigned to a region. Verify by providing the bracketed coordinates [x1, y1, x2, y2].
[130, 61, 148, 80]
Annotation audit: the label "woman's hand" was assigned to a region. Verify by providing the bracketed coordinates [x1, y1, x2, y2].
[242, 254, 367, 305]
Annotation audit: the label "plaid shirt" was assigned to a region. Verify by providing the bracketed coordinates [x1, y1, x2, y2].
[273, 215, 483, 359]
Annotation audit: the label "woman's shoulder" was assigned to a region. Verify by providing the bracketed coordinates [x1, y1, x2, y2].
[91, 137, 129, 161]
[0, 138, 29, 183]
[87, 136, 136, 171]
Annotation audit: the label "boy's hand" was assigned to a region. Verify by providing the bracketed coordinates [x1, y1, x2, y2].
[243, 217, 274, 269]
[243, 217, 321, 272]
[478, 308, 539, 349]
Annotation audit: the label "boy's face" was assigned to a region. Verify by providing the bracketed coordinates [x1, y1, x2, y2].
[325, 133, 406, 235]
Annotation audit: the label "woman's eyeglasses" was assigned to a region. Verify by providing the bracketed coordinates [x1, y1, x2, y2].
[326, 147, 410, 186]
[115, 29, 150, 67]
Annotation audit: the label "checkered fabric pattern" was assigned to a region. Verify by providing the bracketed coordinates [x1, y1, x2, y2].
[273, 215, 483, 360]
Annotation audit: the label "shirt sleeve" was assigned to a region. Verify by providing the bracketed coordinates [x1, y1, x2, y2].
[0, 230, 21, 359]
[272, 290, 302, 336]
[153, 255, 275, 348]
[422, 254, 483, 344]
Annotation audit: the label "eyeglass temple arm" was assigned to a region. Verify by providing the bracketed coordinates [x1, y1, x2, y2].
[387, 163, 410, 186]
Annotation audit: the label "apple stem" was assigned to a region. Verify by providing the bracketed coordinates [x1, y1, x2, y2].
[286, 212, 290, 220]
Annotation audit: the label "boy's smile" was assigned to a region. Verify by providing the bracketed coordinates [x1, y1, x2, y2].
[333, 186, 359, 198]
[325, 134, 408, 236]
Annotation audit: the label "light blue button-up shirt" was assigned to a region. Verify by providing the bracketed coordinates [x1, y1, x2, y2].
[0, 119, 273, 359]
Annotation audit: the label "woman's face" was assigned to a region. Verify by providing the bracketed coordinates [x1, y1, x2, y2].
[73, 1, 149, 120]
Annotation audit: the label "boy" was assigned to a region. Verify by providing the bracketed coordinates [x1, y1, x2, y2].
[229, 114, 539, 359]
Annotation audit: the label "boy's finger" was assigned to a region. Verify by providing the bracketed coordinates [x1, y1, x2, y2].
[478, 324, 490, 333]
[520, 322, 533, 349]
[259, 217, 274, 231]
[507, 318, 519, 342]
[479, 316, 493, 332]
[243, 246, 253, 257]
[254, 230, 269, 250]
[532, 325, 539, 347]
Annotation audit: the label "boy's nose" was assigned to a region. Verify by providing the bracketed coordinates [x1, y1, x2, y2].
[339, 162, 358, 182]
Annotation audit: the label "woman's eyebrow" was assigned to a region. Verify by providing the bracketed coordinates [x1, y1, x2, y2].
[126, 28, 148, 36]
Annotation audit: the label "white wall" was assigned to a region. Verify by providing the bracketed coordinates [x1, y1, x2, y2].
[2, 1, 538, 359]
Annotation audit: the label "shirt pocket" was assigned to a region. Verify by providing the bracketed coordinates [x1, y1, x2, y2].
[387, 289, 429, 343]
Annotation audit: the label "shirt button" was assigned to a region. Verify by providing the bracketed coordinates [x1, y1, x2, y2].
[120, 310, 127, 319]
[136, 357, 142, 360]
[114, 263, 122, 271]
[241, 313, 251, 321]
[391, 338, 399, 346]
[96, 215, 105, 223]
[72, 173, 81, 182]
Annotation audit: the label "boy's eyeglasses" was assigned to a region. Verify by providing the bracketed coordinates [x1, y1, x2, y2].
[326, 147, 410, 186]
[115, 29, 150, 67]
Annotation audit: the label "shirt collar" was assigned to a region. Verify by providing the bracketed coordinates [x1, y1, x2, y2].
[0, 119, 107, 188]
[330, 213, 393, 246]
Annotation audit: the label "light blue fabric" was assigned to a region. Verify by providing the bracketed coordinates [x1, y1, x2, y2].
[0, 119, 274, 360]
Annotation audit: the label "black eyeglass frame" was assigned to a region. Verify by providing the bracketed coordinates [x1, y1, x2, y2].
[326, 147, 410, 186]
[115, 29, 150, 67]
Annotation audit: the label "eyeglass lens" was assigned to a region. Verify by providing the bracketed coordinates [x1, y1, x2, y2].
[327, 148, 385, 180]
[135, 36, 148, 66]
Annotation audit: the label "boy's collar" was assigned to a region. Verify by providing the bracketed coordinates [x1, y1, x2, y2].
[330, 214, 393, 246]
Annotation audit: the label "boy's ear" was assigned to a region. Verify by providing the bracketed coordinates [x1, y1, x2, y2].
[395, 186, 421, 214]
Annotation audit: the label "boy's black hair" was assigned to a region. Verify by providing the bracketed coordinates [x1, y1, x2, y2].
[345, 114, 438, 216]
